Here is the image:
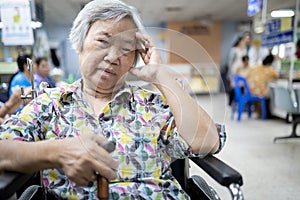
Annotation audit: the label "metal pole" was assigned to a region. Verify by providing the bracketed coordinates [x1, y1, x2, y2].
[262, 0, 268, 24]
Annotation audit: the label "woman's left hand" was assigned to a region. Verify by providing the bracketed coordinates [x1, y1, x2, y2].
[129, 32, 164, 83]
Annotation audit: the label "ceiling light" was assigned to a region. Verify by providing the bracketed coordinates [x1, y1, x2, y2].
[271, 10, 294, 18]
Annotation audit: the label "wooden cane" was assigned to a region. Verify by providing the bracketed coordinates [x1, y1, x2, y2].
[97, 175, 109, 200]
[97, 141, 116, 200]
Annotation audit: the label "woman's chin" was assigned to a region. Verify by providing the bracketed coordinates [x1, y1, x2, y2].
[96, 81, 118, 91]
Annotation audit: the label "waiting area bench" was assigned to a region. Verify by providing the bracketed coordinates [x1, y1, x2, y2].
[269, 83, 300, 142]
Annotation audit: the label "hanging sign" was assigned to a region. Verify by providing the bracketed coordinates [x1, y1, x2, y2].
[248, 0, 263, 17]
[261, 17, 294, 47]
[0, 0, 34, 45]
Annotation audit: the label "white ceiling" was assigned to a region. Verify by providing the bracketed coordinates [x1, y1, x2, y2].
[43, 0, 298, 27]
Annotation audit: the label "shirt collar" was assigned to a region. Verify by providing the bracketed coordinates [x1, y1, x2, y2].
[60, 79, 133, 104]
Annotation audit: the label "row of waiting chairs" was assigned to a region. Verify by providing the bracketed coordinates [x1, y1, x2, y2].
[269, 83, 300, 142]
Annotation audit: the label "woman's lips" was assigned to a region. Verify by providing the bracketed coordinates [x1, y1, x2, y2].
[101, 68, 116, 75]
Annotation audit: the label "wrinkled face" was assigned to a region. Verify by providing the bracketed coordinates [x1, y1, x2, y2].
[79, 17, 137, 92]
[37, 59, 50, 78]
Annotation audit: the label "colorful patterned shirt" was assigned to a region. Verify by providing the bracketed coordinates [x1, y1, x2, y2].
[0, 80, 226, 200]
[247, 65, 279, 97]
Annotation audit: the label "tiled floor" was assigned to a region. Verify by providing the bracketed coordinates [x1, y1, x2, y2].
[188, 93, 300, 200]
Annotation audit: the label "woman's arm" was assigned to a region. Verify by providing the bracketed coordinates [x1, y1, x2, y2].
[153, 69, 220, 155]
[0, 134, 117, 186]
[0, 91, 117, 186]
[131, 33, 220, 155]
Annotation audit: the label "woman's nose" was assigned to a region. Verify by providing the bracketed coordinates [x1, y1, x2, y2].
[104, 47, 120, 65]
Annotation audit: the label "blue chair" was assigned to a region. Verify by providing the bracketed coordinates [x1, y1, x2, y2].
[231, 75, 266, 121]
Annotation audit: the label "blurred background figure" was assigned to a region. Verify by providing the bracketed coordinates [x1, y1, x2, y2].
[227, 37, 246, 80]
[8, 54, 32, 97]
[0, 87, 31, 124]
[228, 55, 250, 106]
[220, 64, 230, 94]
[49, 67, 67, 87]
[7, 54, 33, 114]
[34, 57, 56, 89]
[248, 39, 270, 67]
[227, 32, 251, 80]
[16, 45, 25, 56]
[233, 55, 250, 78]
[247, 54, 279, 118]
[226, 32, 251, 106]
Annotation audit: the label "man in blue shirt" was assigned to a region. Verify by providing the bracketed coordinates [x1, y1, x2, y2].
[8, 54, 32, 113]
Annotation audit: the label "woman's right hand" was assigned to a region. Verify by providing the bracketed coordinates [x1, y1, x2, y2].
[55, 133, 118, 186]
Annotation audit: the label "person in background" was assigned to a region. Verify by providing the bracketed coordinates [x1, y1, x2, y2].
[8, 54, 32, 114]
[226, 32, 251, 105]
[233, 55, 250, 78]
[220, 64, 231, 93]
[8, 54, 32, 96]
[34, 57, 56, 89]
[248, 39, 269, 67]
[227, 32, 251, 80]
[16, 45, 25, 56]
[0, 0, 225, 199]
[227, 55, 251, 106]
[0, 87, 31, 124]
[49, 67, 67, 87]
[247, 54, 279, 118]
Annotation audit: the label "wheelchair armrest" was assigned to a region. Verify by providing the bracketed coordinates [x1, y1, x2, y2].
[0, 171, 33, 199]
[190, 155, 243, 187]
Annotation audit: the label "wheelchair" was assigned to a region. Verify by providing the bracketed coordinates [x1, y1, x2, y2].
[0, 155, 243, 200]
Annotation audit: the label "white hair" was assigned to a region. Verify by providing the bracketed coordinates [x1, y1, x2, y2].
[69, 0, 145, 54]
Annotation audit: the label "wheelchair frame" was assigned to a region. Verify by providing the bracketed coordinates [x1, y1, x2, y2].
[0, 155, 243, 200]
[171, 155, 243, 200]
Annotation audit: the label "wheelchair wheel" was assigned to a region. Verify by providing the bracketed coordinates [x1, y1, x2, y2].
[191, 175, 220, 200]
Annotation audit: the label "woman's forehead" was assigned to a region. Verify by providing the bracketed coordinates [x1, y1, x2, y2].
[90, 18, 137, 36]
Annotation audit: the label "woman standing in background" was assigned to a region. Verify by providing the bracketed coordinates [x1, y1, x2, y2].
[34, 57, 56, 89]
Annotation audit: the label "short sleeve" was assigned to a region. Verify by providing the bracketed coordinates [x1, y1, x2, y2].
[160, 114, 193, 159]
[213, 123, 226, 154]
[0, 93, 53, 142]
[157, 92, 227, 157]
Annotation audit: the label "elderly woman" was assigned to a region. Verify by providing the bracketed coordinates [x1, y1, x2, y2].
[0, 0, 225, 199]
